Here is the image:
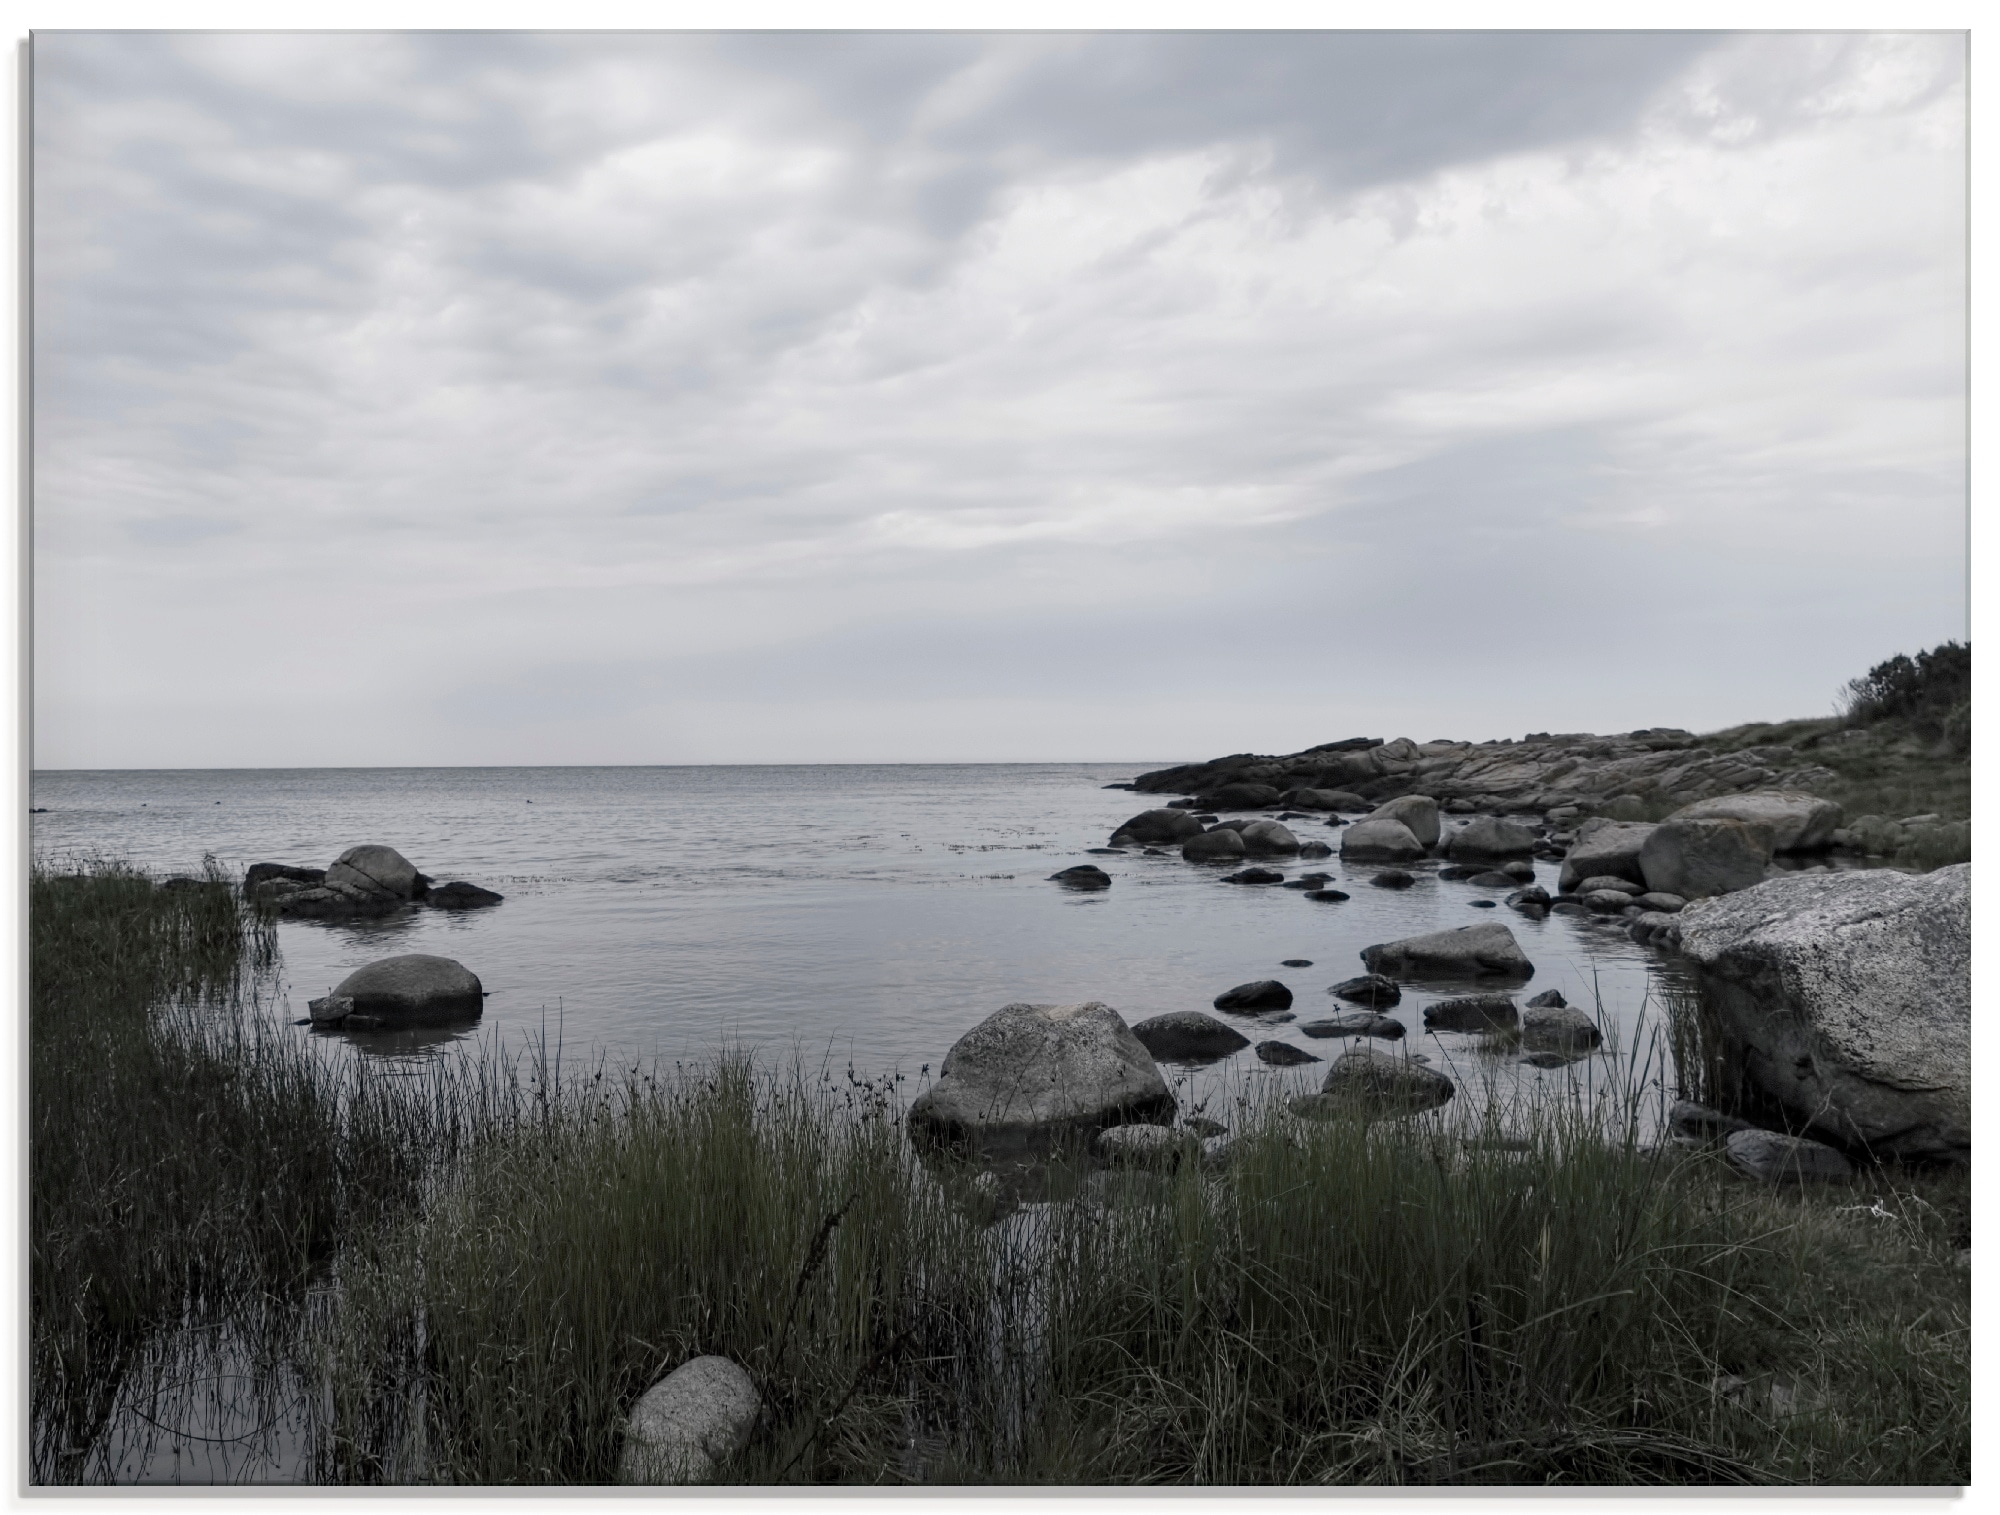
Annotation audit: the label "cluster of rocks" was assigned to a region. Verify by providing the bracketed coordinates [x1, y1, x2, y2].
[1128, 730, 1843, 816]
[246, 844, 503, 919]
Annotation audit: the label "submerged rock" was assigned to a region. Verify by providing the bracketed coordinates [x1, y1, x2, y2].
[1521, 1002, 1602, 1051]
[1298, 1048, 1454, 1119]
[1255, 1040, 1321, 1066]
[429, 881, 504, 909]
[1300, 1013, 1405, 1040]
[1221, 866, 1286, 885]
[1370, 869, 1416, 889]
[1327, 973, 1402, 1007]
[329, 954, 484, 1026]
[1214, 980, 1293, 1012]
[1048, 864, 1112, 889]
[1423, 995, 1518, 1033]
[1303, 888, 1351, 902]
[243, 862, 324, 898]
[908, 1002, 1175, 1149]
[1130, 1011, 1250, 1062]
[1360, 922, 1534, 981]
[620, 1356, 762, 1484]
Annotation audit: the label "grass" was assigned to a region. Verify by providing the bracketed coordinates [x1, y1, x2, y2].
[32, 860, 1970, 1487]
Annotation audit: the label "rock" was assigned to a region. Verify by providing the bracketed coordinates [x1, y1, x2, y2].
[1632, 892, 1685, 913]
[1507, 886, 1551, 909]
[1095, 1124, 1197, 1167]
[1130, 1012, 1251, 1062]
[1339, 818, 1425, 863]
[243, 862, 325, 897]
[1183, 1116, 1229, 1138]
[1597, 794, 1650, 822]
[1582, 889, 1635, 914]
[1214, 980, 1293, 1012]
[1328, 974, 1402, 1007]
[1520, 1051, 1581, 1069]
[1500, 861, 1538, 881]
[1724, 1129, 1854, 1184]
[1465, 871, 1515, 887]
[1575, 875, 1642, 895]
[1669, 791, 1843, 853]
[1255, 1040, 1321, 1066]
[1300, 1013, 1405, 1040]
[1668, 1100, 1756, 1143]
[331, 955, 484, 1024]
[428, 880, 504, 909]
[1238, 820, 1302, 855]
[1627, 911, 1683, 948]
[1436, 865, 1483, 881]
[1525, 989, 1568, 1009]
[1360, 922, 1534, 981]
[1296, 841, 1334, 859]
[1142, 847, 1166, 856]
[1638, 818, 1772, 899]
[1674, 865, 1969, 1162]
[1220, 866, 1286, 885]
[306, 993, 355, 1027]
[1285, 787, 1367, 811]
[1366, 795, 1441, 848]
[1300, 1048, 1455, 1119]
[1370, 870, 1416, 889]
[1556, 820, 1657, 892]
[1204, 782, 1282, 809]
[619, 1356, 762, 1484]
[1303, 889, 1350, 902]
[1110, 808, 1206, 846]
[1468, 899, 1497, 908]
[908, 1002, 1175, 1148]
[1550, 901, 1587, 917]
[1048, 865, 1112, 889]
[1205, 819, 1250, 834]
[325, 844, 426, 901]
[1522, 1003, 1602, 1050]
[1282, 872, 1333, 889]
[1844, 814, 1905, 855]
[1181, 829, 1247, 862]
[1424, 995, 1518, 1032]
[1280, 959, 1313, 967]
[1087, 848, 1125, 855]
[1443, 816, 1538, 860]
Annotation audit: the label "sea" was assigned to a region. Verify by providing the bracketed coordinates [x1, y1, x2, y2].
[29, 763, 1684, 1119]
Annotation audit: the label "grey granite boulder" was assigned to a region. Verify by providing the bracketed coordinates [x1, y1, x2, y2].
[325, 844, 426, 901]
[620, 1356, 761, 1484]
[1360, 922, 1534, 981]
[1442, 816, 1538, 860]
[1424, 995, 1518, 1033]
[1366, 795, 1441, 848]
[1297, 1048, 1455, 1119]
[1182, 828, 1247, 862]
[1327, 973, 1401, 1007]
[1675, 865, 1969, 1161]
[907, 1002, 1174, 1149]
[1339, 817, 1425, 863]
[1668, 791, 1843, 853]
[1110, 808, 1206, 846]
[1557, 819, 1657, 892]
[330, 954, 484, 1025]
[1239, 819, 1302, 855]
[1522, 1002, 1602, 1051]
[1639, 818, 1772, 899]
[1214, 980, 1293, 1012]
[1130, 1011, 1250, 1062]
[1724, 1129, 1854, 1184]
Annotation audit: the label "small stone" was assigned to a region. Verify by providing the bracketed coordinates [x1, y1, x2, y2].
[1221, 866, 1286, 885]
[1280, 959, 1313, 967]
[1256, 1040, 1321, 1066]
[1525, 989, 1568, 1009]
[1327, 974, 1401, 1007]
[1371, 869, 1416, 889]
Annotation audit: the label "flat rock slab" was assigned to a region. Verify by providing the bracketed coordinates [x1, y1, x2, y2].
[1361, 922, 1534, 982]
[620, 1356, 761, 1484]
[1300, 1013, 1405, 1040]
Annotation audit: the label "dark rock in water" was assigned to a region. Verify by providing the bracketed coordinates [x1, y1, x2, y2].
[1214, 980, 1293, 1012]
[1102, 782, 1136, 790]
[1363, 921, 1535, 982]
[1142, 847, 1166, 856]
[1437, 865, 1484, 881]
[1239, 819, 1303, 856]
[161, 876, 219, 891]
[1633, 891, 1686, 913]
[1576, 875, 1643, 895]
[1522, 1002, 1602, 1050]
[1048, 865, 1112, 889]
[1725, 1128, 1854, 1183]
[1582, 889, 1636, 914]
[1303, 889, 1350, 902]
[1221, 866, 1286, 885]
[1501, 860, 1538, 881]
[1110, 808, 1206, 846]
[1256, 1040, 1320, 1066]
[1549, 901, 1587, 916]
[329, 954, 484, 1026]
[1285, 872, 1334, 889]
[1424, 995, 1518, 1032]
[244, 862, 325, 898]
[908, 1002, 1176, 1149]
[429, 881, 504, 909]
[1296, 840, 1334, 859]
[1324, 816, 1347, 827]
[1301, 1013, 1405, 1040]
[1525, 989, 1568, 1009]
[1507, 887, 1552, 912]
[1557, 820, 1656, 892]
[1328, 974, 1402, 1007]
[1467, 871, 1516, 887]
[1280, 959, 1313, 967]
[1639, 818, 1772, 898]
[1095, 1124, 1197, 1168]
[1087, 847, 1125, 855]
[327, 844, 427, 901]
[1370, 869, 1416, 890]
[1520, 1051, 1580, 1069]
[1131, 1011, 1251, 1062]
[1468, 899, 1496, 908]
[1299, 1048, 1454, 1119]
[1182, 829, 1247, 862]
[1166, 798, 1202, 809]
[1204, 782, 1282, 808]
[1195, 814, 1218, 824]
[256, 878, 403, 919]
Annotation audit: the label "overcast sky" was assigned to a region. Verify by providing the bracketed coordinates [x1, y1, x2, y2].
[33, 30, 1967, 769]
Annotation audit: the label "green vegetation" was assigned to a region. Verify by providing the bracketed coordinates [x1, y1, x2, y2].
[32, 860, 1970, 1487]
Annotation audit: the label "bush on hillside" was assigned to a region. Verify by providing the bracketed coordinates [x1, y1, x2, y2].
[1840, 642, 1970, 752]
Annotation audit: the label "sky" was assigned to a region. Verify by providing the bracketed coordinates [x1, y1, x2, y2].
[32, 29, 1969, 769]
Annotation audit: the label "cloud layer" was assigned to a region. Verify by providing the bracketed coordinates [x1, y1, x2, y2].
[34, 31, 1967, 767]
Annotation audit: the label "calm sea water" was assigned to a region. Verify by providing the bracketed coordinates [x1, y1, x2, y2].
[30, 764, 1680, 1112]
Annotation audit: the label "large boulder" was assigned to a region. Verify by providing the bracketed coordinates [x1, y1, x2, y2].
[325, 844, 426, 901]
[1673, 866, 1969, 1162]
[1667, 791, 1843, 853]
[619, 1356, 761, 1484]
[1284, 787, 1366, 811]
[327, 954, 484, 1026]
[1110, 808, 1205, 846]
[1556, 820, 1657, 892]
[1366, 795, 1441, 848]
[1238, 819, 1302, 856]
[243, 862, 324, 898]
[1129, 1011, 1251, 1062]
[1338, 818, 1424, 863]
[1214, 980, 1293, 1012]
[1297, 1048, 1455, 1119]
[907, 1002, 1175, 1149]
[1442, 816, 1538, 860]
[1423, 995, 1518, 1032]
[1181, 828, 1247, 862]
[1638, 818, 1772, 899]
[1360, 922, 1534, 982]
[1204, 782, 1282, 809]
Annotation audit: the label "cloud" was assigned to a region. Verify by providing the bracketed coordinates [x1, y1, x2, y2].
[31, 30, 1966, 767]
